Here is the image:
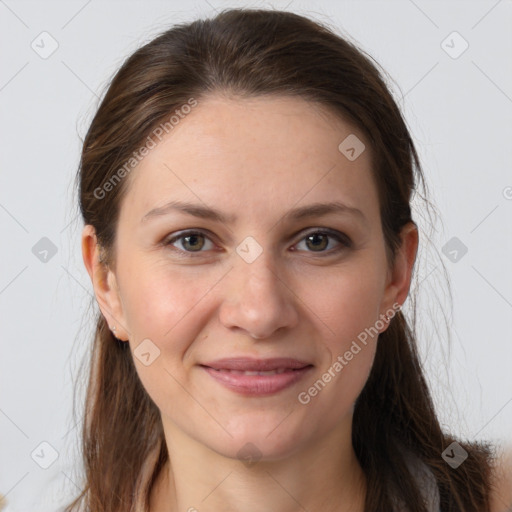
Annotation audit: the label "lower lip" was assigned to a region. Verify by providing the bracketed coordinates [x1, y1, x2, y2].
[201, 366, 313, 396]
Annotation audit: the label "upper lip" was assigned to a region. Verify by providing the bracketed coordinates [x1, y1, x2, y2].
[201, 357, 313, 371]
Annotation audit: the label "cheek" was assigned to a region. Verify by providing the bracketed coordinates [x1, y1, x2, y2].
[306, 260, 385, 353]
[296, 258, 383, 408]
[118, 264, 218, 418]
[295, 268, 382, 415]
[119, 259, 218, 345]
[296, 341, 376, 444]
[118, 261, 232, 409]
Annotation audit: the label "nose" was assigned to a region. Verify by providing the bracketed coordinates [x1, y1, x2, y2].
[219, 250, 299, 340]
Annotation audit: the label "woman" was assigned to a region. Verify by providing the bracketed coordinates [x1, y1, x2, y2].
[67, 8, 511, 512]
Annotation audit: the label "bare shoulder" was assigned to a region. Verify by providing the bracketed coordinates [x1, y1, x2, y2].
[490, 444, 512, 512]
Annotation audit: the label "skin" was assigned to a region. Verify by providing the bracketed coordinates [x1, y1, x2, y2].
[82, 94, 421, 511]
[490, 446, 512, 512]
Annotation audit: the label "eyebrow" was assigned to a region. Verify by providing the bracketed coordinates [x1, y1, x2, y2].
[140, 199, 367, 225]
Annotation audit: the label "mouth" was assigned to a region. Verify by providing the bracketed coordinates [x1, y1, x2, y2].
[199, 357, 314, 396]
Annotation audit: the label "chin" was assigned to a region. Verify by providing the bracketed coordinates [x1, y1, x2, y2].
[203, 418, 311, 464]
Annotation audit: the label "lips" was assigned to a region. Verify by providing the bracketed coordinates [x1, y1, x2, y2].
[201, 357, 312, 372]
[199, 357, 314, 396]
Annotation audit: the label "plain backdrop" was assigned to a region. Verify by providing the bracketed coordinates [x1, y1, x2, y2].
[0, 0, 511, 510]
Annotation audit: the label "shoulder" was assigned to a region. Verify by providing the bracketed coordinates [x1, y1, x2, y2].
[489, 444, 512, 512]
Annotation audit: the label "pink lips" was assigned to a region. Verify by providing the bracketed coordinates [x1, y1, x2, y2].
[200, 357, 313, 396]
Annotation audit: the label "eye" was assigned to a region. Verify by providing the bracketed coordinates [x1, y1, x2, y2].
[164, 230, 215, 254]
[163, 228, 352, 257]
[293, 229, 352, 254]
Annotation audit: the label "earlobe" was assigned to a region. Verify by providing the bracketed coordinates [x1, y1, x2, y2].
[81, 224, 129, 341]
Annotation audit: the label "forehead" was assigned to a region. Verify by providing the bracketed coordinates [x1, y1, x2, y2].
[119, 94, 380, 228]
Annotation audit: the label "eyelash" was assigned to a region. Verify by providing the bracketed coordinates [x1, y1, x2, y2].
[163, 228, 352, 257]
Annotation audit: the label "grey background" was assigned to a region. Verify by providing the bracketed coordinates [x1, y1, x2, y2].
[0, 0, 511, 510]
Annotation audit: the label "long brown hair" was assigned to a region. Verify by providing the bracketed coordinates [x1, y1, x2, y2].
[66, 8, 495, 511]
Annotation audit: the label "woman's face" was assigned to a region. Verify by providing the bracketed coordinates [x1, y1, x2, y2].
[85, 95, 416, 461]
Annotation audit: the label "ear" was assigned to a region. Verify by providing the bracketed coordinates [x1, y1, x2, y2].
[81, 224, 129, 341]
[379, 221, 419, 331]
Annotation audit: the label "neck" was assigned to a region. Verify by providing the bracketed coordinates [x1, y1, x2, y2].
[150, 419, 366, 512]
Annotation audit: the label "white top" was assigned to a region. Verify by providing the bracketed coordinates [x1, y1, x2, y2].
[393, 448, 441, 512]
